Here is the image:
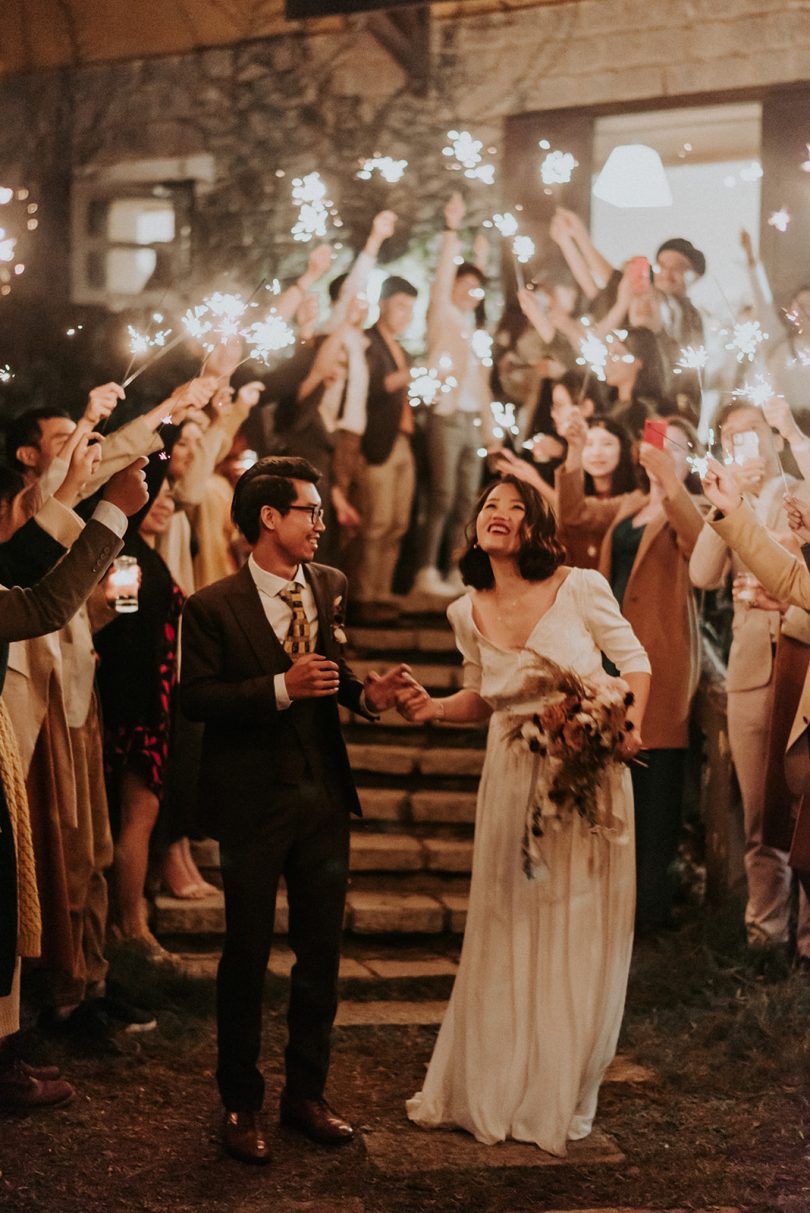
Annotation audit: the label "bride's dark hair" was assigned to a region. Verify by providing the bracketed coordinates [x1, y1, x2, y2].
[457, 475, 566, 589]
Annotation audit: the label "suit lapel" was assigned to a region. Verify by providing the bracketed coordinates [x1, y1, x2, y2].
[304, 564, 336, 660]
[227, 563, 291, 675]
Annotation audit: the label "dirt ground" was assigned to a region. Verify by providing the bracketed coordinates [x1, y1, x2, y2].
[1, 902, 808, 1213]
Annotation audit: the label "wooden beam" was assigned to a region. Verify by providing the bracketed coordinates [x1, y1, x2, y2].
[365, 5, 430, 96]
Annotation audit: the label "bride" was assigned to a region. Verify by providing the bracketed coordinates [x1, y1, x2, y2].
[398, 475, 651, 1156]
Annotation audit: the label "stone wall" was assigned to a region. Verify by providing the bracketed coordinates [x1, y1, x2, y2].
[0, 0, 805, 402]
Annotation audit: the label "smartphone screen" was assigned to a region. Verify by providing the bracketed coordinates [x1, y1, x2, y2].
[732, 430, 760, 464]
[643, 418, 668, 449]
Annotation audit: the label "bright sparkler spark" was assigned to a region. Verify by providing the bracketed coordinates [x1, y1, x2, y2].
[577, 332, 609, 382]
[768, 207, 791, 233]
[489, 401, 518, 440]
[127, 324, 172, 357]
[0, 230, 16, 263]
[485, 212, 518, 237]
[687, 454, 710, 479]
[0, 364, 13, 383]
[802, 144, 810, 172]
[0, 188, 12, 205]
[242, 314, 296, 362]
[724, 320, 768, 364]
[291, 173, 334, 243]
[357, 156, 408, 184]
[443, 130, 496, 185]
[182, 305, 211, 342]
[408, 366, 458, 407]
[731, 372, 778, 409]
[675, 344, 709, 372]
[539, 149, 579, 186]
[183, 293, 248, 349]
[472, 329, 493, 368]
[512, 235, 535, 264]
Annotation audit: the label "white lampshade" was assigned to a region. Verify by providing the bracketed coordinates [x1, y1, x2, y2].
[593, 144, 673, 209]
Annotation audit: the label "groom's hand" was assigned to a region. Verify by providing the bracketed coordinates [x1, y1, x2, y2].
[284, 653, 340, 700]
[363, 664, 417, 714]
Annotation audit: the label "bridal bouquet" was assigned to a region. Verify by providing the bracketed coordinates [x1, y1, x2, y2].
[504, 656, 636, 880]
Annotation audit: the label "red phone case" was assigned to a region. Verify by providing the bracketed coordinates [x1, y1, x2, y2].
[643, 419, 667, 449]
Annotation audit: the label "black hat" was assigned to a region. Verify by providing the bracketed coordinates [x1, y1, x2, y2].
[379, 275, 417, 301]
[656, 238, 706, 278]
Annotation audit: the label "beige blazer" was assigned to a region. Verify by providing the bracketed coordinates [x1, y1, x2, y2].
[689, 475, 810, 692]
[711, 502, 810, 751]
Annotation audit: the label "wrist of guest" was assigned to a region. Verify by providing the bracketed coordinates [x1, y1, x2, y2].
[433, 699, 446, 721]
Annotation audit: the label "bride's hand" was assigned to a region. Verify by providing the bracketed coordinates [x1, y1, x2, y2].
[396, 685, 443, 723]
[617, 728, 644, 762]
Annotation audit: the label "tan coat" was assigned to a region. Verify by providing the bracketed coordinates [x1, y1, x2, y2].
[689, 475, 810, 692]
[711, 502, 810, 752]
[556, 466, 706, 749]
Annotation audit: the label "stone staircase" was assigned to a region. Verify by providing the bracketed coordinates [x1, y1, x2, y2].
[154, 602, 487, 947]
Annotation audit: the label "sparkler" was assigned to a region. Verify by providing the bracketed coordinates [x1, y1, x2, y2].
[489, 401, 519, 441]
[768, 208, 791, 233]
[0, 364, 13, 383]
[576, 331, 609, 382]
[241, 313, 296, 363]
[802, 145, 810, 172]
[539, 149, 579, 186]
[724, 320, 767, 364]
[408, 365, 458, 408]
[0, 230, 16, 263]
[730, 372, 778, 410]
[443, 131, 496, 185]
[485, 212, 518, 237]
[357, 156, 408, 184]
[0, 188, 12, 205]
[471, 329, 493, 369]
[512, 235, 535, 265]
[291, 173, 336, 243]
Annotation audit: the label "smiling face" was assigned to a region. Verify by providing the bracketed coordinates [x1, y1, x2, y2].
[475, 481, 527, 560]
[605, 337, 639, 391]
[260, 477, 326, 565]
[582, 424, 622, 482]
[169, 421, 203, 479]
[551, 383, 595, 429]
[379, 292, 415, 337]
[654, 249, 693, 297]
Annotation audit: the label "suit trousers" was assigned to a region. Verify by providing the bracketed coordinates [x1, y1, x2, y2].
[216, 786, 350, 1112]
[631, 748, 685, 930]
[727, 679, 810, 954]
[356, 434, 416, 603]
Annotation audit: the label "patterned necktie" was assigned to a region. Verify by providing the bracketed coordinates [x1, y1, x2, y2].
[278, 581, 312, 658]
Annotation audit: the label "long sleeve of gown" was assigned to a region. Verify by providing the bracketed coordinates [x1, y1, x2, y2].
[579, 569, 651, 676]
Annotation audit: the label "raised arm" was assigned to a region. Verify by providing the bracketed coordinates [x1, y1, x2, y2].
[428, 193, 465, 335]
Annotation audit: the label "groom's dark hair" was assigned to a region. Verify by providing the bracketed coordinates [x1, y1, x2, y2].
[457, 475, 565, 589]
[231, 455, 322, 544]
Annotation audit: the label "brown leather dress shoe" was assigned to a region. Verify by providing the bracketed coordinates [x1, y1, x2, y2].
[0, 1060, 74, 1110]
[222, 1110, 272, 1165]
[279, 1091, 354, 1144]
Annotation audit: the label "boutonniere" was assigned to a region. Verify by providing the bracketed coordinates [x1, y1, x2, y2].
[331, 595, 348, 646]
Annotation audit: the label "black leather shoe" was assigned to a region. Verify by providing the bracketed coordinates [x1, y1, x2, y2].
[280, 1091, 354, 1144]
[222, 1110, 272, 1165]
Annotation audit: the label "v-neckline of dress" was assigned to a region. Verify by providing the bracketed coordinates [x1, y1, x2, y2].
[467, 569, 575, 654]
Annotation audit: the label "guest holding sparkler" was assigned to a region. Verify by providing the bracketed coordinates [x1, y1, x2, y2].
[690, 399, 810, 963]
[413, 192, 496, 598]
[557, 411, 706, 929]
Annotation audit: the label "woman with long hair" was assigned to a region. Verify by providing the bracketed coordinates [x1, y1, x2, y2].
[556, 413, 706, 930]
[398, 474, 650, 1155]
[605, 326, 669, 439]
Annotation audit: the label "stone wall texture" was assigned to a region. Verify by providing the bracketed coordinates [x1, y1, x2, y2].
[0, 0, 806, 299]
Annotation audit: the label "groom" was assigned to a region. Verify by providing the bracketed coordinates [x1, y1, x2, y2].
[180, 456, 413, 1165]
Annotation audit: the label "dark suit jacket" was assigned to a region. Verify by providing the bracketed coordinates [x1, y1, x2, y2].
[179, 560, 369, 843]
[362, 324, 411, 467]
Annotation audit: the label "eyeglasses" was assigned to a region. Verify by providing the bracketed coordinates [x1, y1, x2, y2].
[287, 504, 325, 525]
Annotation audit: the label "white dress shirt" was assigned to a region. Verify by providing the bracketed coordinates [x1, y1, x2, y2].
[248, 554, 319, 710]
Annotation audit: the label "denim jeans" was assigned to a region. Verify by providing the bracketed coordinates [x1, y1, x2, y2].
[420, 410, 481, 573]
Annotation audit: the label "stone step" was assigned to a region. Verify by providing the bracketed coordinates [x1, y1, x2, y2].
[193, 831, 473, 874]
[411, 789, 477, 824]
[175, 947, 460, 982]
[348, 626, 459, 655]
[155, 888, 470, 938]
[346, 742, 485, 778]
[341, 704, 475, 731]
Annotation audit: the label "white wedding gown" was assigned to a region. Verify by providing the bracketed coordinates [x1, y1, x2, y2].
[407, 567, 651, 1156]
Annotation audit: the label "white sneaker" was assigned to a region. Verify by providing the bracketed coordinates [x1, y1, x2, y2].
[412, 567, 456, 598]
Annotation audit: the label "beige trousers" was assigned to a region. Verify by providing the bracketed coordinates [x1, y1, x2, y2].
[356, 435, 416, 603]
[0, 961, 21, 1038]
[48, 694, 113, 1007]
[727, 679, 810, 956]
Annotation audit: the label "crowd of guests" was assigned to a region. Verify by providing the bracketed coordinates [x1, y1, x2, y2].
[1, 191, 809, 1114]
